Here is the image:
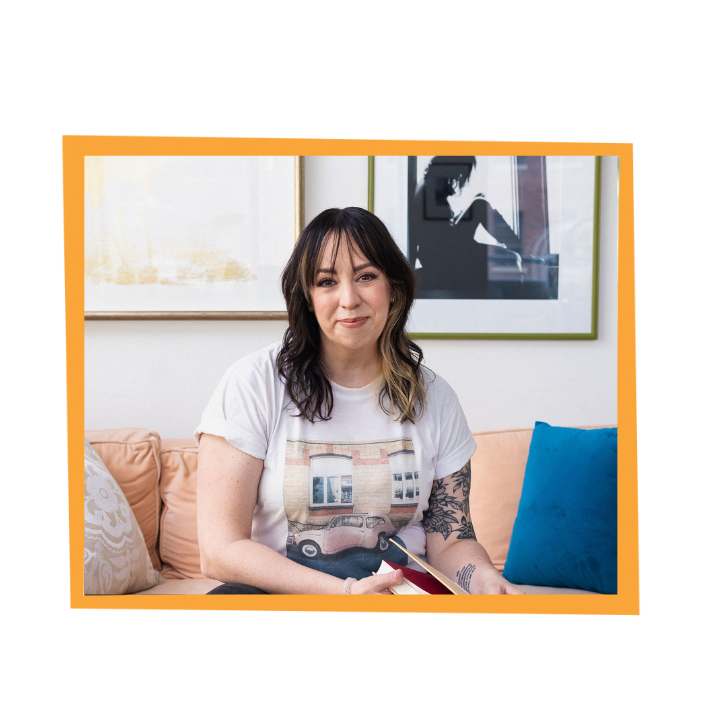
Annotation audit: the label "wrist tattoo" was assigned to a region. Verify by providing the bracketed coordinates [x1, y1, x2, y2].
[456, 564, 476, 593]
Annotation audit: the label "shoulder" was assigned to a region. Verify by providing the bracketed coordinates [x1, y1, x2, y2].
[221, 342, 283, 390]
[226, 341, 282, 377]
[467, 197, 490, 212]
[422, 367, 459, 405]
[198, 343, 283, 455]
[418, 367, 463, 426]
[418, 367, 476, 477]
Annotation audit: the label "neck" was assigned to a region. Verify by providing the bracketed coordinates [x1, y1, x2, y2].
[320, 343, 381, 388]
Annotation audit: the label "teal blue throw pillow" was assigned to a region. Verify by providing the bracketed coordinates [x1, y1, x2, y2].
[503, 422, 617, 594]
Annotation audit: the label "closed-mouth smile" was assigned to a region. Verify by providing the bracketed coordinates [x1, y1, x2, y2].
[337, 317, 369, 328]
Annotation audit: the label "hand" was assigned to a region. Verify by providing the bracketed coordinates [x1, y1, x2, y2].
[473, 572, 524, 595]
[350, 569, 404, 595]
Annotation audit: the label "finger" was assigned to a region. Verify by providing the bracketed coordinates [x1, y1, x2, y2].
[373, 569, 403, 593]
[499, 580, 525, 594]
[385, 569, 403, 587]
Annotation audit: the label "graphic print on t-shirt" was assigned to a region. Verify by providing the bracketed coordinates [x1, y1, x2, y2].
[284, 437, 419, 562]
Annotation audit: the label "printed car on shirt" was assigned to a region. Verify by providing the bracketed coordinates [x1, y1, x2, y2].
[288, 513, 396, 558]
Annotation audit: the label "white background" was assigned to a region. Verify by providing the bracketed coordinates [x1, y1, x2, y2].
[85, 154, 615, 436]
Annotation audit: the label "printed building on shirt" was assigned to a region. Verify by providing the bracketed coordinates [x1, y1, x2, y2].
[283, 437, 419, 534]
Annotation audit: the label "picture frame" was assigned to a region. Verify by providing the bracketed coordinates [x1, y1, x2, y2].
[84, 155, 304, 320]
[369, 155, 602, 339]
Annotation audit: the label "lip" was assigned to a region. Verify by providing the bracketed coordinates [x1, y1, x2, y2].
[337, 317, 369, 328]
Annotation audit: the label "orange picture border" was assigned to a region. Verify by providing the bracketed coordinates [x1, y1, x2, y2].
[65, 137, 637, 614]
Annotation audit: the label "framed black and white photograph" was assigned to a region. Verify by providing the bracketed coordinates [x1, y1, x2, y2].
[371, 155, 601, 338]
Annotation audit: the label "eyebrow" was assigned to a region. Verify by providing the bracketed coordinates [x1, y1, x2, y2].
[316, 262, 375, 275]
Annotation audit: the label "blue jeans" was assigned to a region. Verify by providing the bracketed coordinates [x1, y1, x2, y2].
[286, 535, 408, 580]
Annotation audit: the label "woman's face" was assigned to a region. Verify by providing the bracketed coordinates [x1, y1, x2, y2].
[309, 234, 391, 361]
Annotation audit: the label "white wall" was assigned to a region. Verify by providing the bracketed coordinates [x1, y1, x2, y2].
[85, 156, 618, 438]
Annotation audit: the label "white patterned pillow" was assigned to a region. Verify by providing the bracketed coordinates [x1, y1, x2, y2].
[84, 439, 163, 594]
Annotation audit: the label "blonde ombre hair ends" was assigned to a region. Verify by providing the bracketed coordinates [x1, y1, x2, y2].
[377, 288, 428, 424]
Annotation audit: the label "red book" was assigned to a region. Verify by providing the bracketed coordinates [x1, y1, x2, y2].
[383, 560, 456, 595]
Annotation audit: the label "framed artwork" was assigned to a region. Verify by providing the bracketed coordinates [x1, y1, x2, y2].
[370, 155, 601, 338]
[84, 155, 304, 319]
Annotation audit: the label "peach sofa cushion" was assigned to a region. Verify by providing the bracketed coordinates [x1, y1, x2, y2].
[85, 428, 162, 571]
[159, 440, 203, 579]
[470, 429, 533, 573]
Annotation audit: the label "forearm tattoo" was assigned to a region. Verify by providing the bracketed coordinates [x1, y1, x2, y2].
[422, 460, 477, 541]
[456, 564, 476, 593]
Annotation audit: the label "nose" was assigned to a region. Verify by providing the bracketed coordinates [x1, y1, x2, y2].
[339, 280, 362, 310]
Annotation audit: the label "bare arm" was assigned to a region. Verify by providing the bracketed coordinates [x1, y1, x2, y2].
[197, 434, 402, 594]
[423, 460, 523, 594]
[471, 198, 522, 251]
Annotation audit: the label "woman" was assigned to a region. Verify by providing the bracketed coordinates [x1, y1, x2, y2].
[408, 156, 524, 300]
[196, 207, 523, 595]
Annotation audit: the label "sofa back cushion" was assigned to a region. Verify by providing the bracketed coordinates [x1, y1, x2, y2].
[470, 429, 533, 572]
[85, 428, 162, 571]
[159, 440, 203, 579]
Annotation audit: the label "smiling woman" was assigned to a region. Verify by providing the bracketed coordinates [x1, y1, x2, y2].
[194, 207, 524, 595]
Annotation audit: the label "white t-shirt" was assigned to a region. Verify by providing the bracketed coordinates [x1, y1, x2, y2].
[195, 342, 476, 576]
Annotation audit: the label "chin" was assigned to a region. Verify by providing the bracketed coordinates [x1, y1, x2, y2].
[337, 336, 372, 351]
[334, 330, 379, 351]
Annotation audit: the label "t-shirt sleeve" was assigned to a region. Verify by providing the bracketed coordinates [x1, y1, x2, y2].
[194, 359, 271, 460]
[432, 377, 478, 482]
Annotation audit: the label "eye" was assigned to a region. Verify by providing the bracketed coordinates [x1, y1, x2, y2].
[316, 277, 335, 287]
[357, 272, 378, 282]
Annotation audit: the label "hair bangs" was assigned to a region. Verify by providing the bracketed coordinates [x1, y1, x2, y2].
[302, 216, 390, 302]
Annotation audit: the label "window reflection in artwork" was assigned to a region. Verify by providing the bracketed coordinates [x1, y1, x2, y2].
[312, 477, 324, 504]
[341, 476, 352, 504]
[326, 476, 339, 504]
[309, 455, 353, 507]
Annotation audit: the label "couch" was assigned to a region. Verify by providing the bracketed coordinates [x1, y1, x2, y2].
[85, 426, 608, 595]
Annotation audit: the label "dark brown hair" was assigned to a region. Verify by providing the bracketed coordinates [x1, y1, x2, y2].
[276, 207, 428, 423]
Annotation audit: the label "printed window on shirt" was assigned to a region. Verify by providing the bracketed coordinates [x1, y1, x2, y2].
[310, 455, 353, 506]
[405, 472, 416, 499]
[389, 451, 418, 504]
